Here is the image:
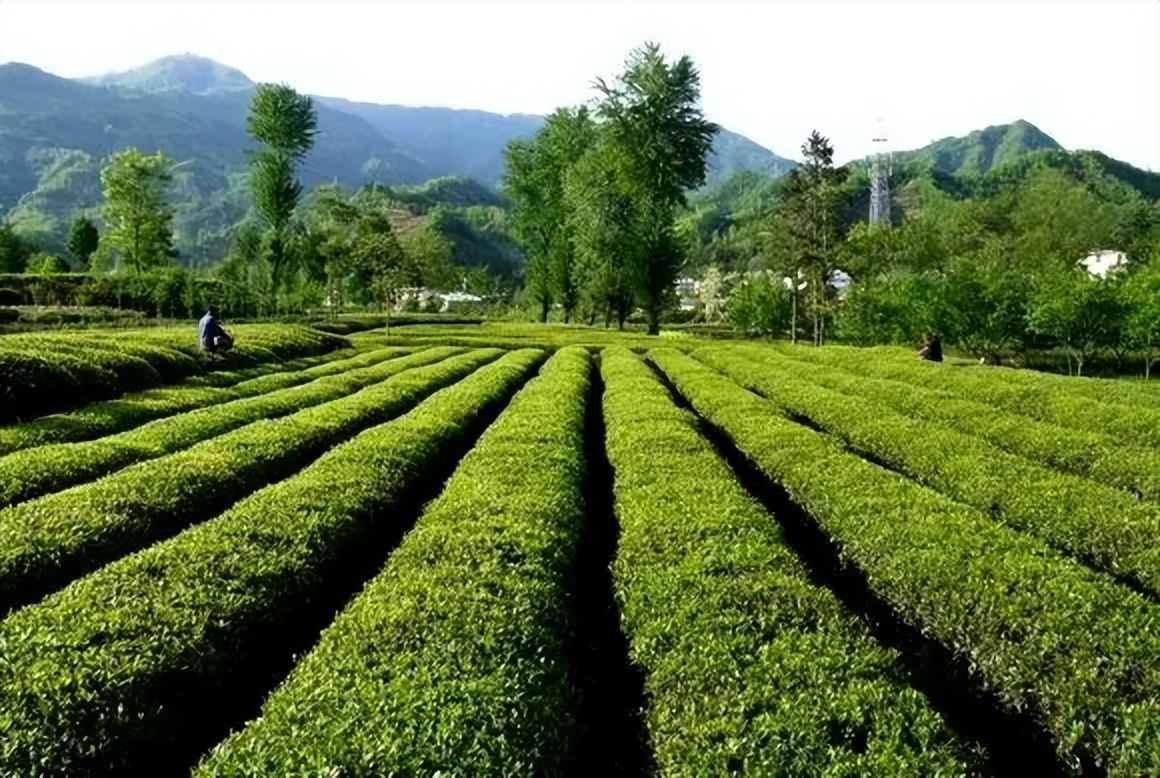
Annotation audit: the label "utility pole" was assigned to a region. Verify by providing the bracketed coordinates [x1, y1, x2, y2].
[869, 118, 891, 225]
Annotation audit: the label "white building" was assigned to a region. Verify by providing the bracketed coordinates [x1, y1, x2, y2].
[1080, 249, 1127, 278]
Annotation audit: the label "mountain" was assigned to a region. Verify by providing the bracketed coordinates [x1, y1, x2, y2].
[316, 98, 545, 186]
[5, 55, 1154, 273]
[892, 119, 1063, 178]
[0, 60, 431, 260]
[0, 55, 795, 260]
[318, 96, 794, 187]
[80, 53, 253, 96]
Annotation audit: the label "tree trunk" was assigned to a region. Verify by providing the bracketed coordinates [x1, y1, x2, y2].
[604, 304, 612, 329]
[539, 296, 550, 323]
[647, 305, 660, 336]
[790, 292, 797, 345]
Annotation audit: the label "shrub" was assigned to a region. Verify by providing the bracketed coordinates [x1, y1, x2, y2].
[0, 347, 449, 507]
[198, 348, 589, 776]
[0, 348, 499, 613]
[650, 347, 1160, 776]
[600, 347, 975, 775]
[0, 349, 545, 777]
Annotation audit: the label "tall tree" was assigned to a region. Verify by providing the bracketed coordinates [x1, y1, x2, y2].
[779, 131, 849, 345]
[99, 148, 175, 273]
[564, 143, 637, 328]
[1121, 253, 1160, 378]
[350, 210, 419, 335]
[0, 224, 34, 273]
[502, 106, 597, 322]
[66, 216, 100, 269]
[247, 83, 317, 307]
[593, 42, 718, 334]
[1027, 269, 1122, 376]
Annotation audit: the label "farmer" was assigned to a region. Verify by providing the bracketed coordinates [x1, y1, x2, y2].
[917, 333, 943, 363]
[198, 306, 234, 356]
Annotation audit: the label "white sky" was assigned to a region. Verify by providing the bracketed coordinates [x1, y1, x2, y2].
[1, 0, 1156, 170]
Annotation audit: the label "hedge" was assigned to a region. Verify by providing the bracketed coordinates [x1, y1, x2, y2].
[726, 345, 1157, 502]
[767, 343, 1159, 449]
[0, 348, 498, 614]
[0, 347, 543, 777]
[651, 348, 1160, 777]
[599, 347, 976, 776]
[0, 347, 441, 506]
[0, 324, 349, 422]
[0, 347, 385, 453]
[697, 347, 1160, 597]
[197, 347, 589, 777]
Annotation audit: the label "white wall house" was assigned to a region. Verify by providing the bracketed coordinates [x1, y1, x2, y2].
[1080, 249, 1127, 278]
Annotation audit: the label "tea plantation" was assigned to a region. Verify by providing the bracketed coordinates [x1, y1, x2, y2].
[0, 323, 1157, 777]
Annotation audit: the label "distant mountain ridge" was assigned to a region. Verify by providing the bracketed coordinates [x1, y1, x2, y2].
[0, 54, 797, 258]
[80, 53, 253, 96]
[891, 119, 1063, 177]
[2, 54, 1155, 265]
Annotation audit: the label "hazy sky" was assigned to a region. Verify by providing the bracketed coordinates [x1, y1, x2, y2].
[2, 0, 1156, 169]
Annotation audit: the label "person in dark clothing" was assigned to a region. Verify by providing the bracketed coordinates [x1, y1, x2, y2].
[198, 307, 233, 355]
[917, 333, 943, 362]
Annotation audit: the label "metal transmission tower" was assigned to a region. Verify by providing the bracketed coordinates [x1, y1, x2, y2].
[869, 121, 891, 225]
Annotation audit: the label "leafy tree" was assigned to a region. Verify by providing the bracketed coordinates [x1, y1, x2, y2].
[247, 83, 317, 308]
[695, 265, 729, 323]
[777, 131, 849, 346]
[303, 185, 360, 314]
[564, 144, 637, 328]
[399, 224, 458, 291]
[593, 42, 718, 334]
[0, 224, 35, 273]
[99, 148, 176, 273]
[835, 271, 945, 346]
[502, 106, 598, 322]
[940, 255, 1033, 364]
[726, 271, 791, 337]
[28, 252, 71, 275]
[1027, 269, 1122, 376]
[350, 210, 419, 333]
[215, 222, 267, 317]
[1120, 253, 1160, 377]
[67, 216, 100, 269]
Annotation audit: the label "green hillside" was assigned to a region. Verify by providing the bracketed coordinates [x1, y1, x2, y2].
[80, 53, 253, 95]
[0, 55, 797, 261]
[0, 62, 430, 260]
[894, 119, 1063, 178]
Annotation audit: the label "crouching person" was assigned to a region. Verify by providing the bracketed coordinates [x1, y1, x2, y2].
[198, 306, 234, 356]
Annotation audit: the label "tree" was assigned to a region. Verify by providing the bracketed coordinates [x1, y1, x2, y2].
[67, 216, 100, 269]
[1027, 269, 1122, 376]
[564, 144, 637, 329]
[726, 271, 791, 337]
[28, 253, 71, 275]
[247, 83, 317, 309]
[778, 131, 849, 346]
[399, 224, 458, 291]
[0, 224, 34, 273]
[303, 185, 360, 314]
[941, 255, 1032, 364]
[99, 148, 176, 273]
[350, 210, 419, 335]
[502, 106, 598, 322]
[696, 265, 729, 324]
[593, 42, 718, 334]
[1120, 254, 1160, 378]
